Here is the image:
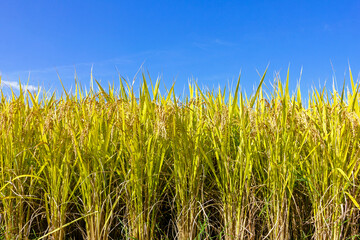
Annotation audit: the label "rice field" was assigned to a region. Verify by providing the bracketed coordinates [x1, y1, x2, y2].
[1, 68, 360, 240]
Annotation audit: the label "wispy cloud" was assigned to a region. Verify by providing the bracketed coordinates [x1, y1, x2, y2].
[0, 51, 158, 84]
[0, 80, 39, 92]
[193, 42, 209, 50]
[214, 38, 235, 46]
[323, 23, 331, 32]
[0, 50, 178, 93]
[193, 38, 236, 50]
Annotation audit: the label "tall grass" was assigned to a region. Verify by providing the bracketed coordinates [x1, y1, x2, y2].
[0, 69, 360, 239]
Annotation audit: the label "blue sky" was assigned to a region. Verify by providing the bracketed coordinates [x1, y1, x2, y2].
[0, 0, 359, 97]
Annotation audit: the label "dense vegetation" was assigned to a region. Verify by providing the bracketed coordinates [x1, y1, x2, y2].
[1, 68, 360, 239]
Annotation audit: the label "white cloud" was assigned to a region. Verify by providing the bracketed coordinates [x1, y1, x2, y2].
[1, 80, 39, 92]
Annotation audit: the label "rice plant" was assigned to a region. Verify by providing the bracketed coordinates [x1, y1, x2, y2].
[0, 69, 360, 239]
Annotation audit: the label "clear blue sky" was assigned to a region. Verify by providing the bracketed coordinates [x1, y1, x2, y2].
[1, 0, 359, 97]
